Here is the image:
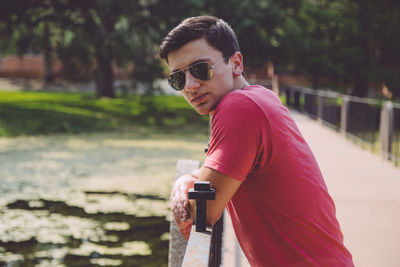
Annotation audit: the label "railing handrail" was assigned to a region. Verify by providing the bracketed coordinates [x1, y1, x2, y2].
[182, 226, 212, 267]
[168, 160, 224, 267]
[283, 86, 399, 166]
[284, 85, 400, 106]
[182, 216, 223, 267]
[183, 181, 222, 267]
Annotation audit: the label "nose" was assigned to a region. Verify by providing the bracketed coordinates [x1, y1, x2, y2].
[184, 71, 200, 92]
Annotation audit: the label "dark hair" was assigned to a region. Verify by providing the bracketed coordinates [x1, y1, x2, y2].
[159, 16, 240, 62]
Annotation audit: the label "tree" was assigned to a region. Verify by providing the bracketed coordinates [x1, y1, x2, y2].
[0, 0, 157, 98]
[49, 0, 141, 98]
[0, 0, 60, 84]
[2, 0, 399, 99]
[203, 0, 288, 71]
[280, 0, 400, 98]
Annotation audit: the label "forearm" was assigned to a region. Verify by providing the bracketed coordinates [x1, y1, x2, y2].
[191, 167, 202, 179]
[186, 166, 232, 226]
[172, 165, 240, 231]
[196, 166, 242, 226]
[182, 166, 219, 226]
[189, 198, 222, 226]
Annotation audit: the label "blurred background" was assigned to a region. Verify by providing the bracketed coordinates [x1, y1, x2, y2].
[0, 0, 399, 266]
[1, 0, 399, 99]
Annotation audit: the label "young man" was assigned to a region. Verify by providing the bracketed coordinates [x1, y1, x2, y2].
[160, 16, 354, 266]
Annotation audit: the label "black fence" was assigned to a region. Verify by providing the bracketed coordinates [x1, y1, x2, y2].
[282, 86, 400, 166]
[391, 105, 400, 166]
[346, 98, 381, 151]
[320, 93, 342, 130]
[304, 92, 318, 118]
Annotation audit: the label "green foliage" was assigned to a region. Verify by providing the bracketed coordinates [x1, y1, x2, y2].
[279, 0, 400, 97]
[56, 30, 93, 81]
[1, 0, 399, 98]
[0, 91, 208, 137]
[203, 0, 287, 69]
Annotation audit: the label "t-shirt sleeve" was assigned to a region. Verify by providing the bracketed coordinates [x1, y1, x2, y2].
[204, 93, 267, 181]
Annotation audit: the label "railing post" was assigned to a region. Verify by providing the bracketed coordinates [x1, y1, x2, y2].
[300, 89, 305, 112]
[285, 87, 291, 107]
[380, 101, 394, 160]
[182, 226, 212, 267]
[209, 215, 224, 267]
[294, 89, 301, 111]
[290, 87, 294, 108]
[169, 160, 200, 267]
[182, 181, 222, 267]
[317, 91, 324, 122]
[341, 95, 350, 136]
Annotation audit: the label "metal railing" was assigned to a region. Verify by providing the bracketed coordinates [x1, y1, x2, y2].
[283, 86, 400, 166]
[181, 215, 223, 267]
[182, 180, 222, 267]
[389, 103, 400, 165]
[319, 92, 342, 130]
[168, 160, 224, 267]
[347, 97, 381, 152]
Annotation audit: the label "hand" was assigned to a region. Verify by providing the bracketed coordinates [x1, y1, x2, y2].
[170, 173, 197, 239]
[177, 218, 193, 240]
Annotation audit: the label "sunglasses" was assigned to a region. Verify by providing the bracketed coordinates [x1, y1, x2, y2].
[168, 57, 228, 91]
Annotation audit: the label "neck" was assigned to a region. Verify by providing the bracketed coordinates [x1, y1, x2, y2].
[209, 76, 249, 117]
[233, 75, 249, 90]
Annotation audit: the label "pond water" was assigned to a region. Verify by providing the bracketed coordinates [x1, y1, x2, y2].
[0, 128, 208, 266]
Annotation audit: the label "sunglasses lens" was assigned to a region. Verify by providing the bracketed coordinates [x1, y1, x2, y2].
[190, 62, 212, 80]
[168, 62, 214, 91]
[168, 71, 185, 91]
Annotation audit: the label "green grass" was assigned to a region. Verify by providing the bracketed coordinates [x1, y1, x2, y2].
[0, 91, 209, 137]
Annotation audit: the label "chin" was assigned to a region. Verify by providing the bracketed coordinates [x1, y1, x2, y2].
[192, 103, 211, 115]
[195, 109, 210, 115]
[194, 106, 212, 115]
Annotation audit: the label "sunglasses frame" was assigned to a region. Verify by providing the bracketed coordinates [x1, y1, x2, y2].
[168, 57, 229, 91]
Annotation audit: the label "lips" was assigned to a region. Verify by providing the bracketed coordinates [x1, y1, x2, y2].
[191, 93, 208, 103]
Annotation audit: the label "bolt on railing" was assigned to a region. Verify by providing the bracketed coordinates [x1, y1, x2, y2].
[188, 181, 215, 232]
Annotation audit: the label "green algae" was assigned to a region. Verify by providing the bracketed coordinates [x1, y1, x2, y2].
[0, 129, 208, 266]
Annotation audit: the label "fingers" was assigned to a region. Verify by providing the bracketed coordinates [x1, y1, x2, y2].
[172, 202, 189, 225]
[170, 174, 197, 238]
[171, 187, 189, 222]
[170, 174, 195, 221]
[178, 219, 193, 240]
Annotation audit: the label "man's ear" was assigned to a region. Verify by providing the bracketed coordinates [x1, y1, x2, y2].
[231, 51, 244, 77]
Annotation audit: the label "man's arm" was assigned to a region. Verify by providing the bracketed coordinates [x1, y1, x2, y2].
[170, 171, 198, 239]
[196, 166, 242, 225]
[170, 166, 242, 239]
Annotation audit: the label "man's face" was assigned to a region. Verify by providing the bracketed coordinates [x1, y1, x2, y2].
[167, 38, 234, 115]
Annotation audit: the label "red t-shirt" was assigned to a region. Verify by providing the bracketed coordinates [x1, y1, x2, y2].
[204, 85, 353, 266]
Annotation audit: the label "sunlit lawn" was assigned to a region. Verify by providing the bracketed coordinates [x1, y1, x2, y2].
[0, 91, 209, 137]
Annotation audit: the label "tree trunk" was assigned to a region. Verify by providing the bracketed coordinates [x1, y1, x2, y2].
[312, 73, 320, 89]
[351, 36, 370, 97]
[43, 23, 54, 85]
[84, 10, 116, 98]
[351, 0, 372, 97]
[351, 74, 369, 97]
[95, 46, 115, 98]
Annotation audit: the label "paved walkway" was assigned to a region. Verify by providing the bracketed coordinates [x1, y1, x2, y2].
[294, 112, 400, 267]
[222, 112, 400, 267]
